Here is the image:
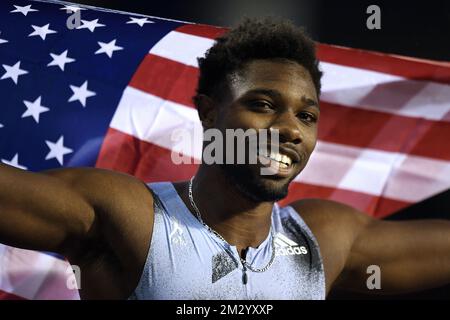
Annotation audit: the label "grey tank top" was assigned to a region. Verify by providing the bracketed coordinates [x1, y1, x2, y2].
[129, 182, 326, 300]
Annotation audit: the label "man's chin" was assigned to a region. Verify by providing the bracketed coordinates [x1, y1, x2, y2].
[219, 163, 292, 202]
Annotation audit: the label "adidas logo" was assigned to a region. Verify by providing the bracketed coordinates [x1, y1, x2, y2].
[274, 233, 308, 256]
[169, 217, 187, 246]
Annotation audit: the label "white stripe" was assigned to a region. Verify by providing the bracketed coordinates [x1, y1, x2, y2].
[32, 0, 191, 23]
[0, 244, 80, 300]
[149, 31, 215, 67]
[320, 62, 450, 121]
[110, 87, 450, 203]
[274, 238, 287, 248]
[146, 29, 450, 122]
[110, 86, 204, 159]
[275, 233, 298, 246]
[297, 141, 450, 202]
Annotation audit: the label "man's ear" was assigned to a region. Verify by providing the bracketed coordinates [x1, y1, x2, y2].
[195, 94, 217, 129]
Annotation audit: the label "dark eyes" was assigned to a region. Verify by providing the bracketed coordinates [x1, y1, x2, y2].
[297, 112, 317, 124]
[248, 100, 317, 124]
[249, 100, 274, 110]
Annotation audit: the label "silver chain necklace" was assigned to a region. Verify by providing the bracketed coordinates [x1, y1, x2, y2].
[188, 176, 276, 284]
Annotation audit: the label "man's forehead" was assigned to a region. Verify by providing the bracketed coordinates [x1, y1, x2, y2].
[244, 88, 319, 109]
[229, 59, 318, 101]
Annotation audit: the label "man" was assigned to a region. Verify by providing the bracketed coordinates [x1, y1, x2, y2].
[0, 17, 449, 300]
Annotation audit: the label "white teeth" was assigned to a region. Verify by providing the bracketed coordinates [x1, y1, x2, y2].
[279, 162, 288, 169]
[281, 155, 292, 166]
[259, 151, 293, 166]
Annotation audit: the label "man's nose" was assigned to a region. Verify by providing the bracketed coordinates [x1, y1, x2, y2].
[271, 110, 303, 144]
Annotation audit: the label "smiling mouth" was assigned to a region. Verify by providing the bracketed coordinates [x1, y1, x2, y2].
[257, 151, 293, 168]
[256, 150, 298, 178]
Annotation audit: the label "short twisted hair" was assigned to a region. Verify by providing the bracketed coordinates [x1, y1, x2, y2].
[194, 17, 322, 107]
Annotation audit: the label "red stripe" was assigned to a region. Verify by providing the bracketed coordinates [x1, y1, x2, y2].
[0, 289, 26, 300]
[317, 43, 450, 84]
[96, 127, 199, 182]
[319, 101, 450, 161]
[96, 129, 410, 218]
[278, 182, 411, 219]
[157, 24, 450, 84]
[129, 54, 198, 108]
[160, 25, 450, 84]
[176, 24, 228, 39]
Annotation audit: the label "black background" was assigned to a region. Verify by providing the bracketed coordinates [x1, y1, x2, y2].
[70, 0, 450, 61]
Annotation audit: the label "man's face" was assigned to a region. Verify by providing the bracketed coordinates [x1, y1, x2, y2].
[211, 59, 319, 202]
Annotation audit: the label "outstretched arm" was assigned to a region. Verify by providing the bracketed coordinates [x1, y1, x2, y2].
[292, 199, 450, 295]
[0, 163, 96, 256]
[338, 214, 450, 294]
[0, 163, 155, 298]
[0, 164, 152, 258]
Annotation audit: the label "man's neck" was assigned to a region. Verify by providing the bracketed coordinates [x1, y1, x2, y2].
[173, 165, 274, 256]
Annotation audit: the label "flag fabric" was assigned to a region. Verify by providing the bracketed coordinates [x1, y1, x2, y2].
[0, 0, 449, 300]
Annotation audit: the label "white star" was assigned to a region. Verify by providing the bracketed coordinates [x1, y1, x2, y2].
[45, 136, 73, 166]
[0, 31, 8, 45]
[0, 123, 3, 128]
[1, 61, 28, 84]
[60, 5, 87, 13]
[1, 154, 27, 170]
[48, 50, 76, 71]
[29, 24, 57, 40]
[10, 4, 38, 16]
[22, 96, 50, 123]
[68, 81, 96, 107]
[95, 39, 123, 58]
[126, 17, 154, 27]
[77, 19, 105, 32]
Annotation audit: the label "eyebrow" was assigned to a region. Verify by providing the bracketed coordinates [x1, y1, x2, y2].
[245, 88, 320, 110]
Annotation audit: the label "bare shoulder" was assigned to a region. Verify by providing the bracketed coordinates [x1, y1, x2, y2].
[44, 167, 156, 298]
[287, 198, 374, 293]
[43, 166, 155, 250]
[43, 167, 153, 203]
[288, 198, 372, 234]
[287, 198, 373, 252]
[43, 167, 154, 220]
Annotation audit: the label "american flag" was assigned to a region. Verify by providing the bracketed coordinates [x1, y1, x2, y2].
[0, 0, 449, 300]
